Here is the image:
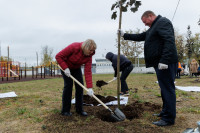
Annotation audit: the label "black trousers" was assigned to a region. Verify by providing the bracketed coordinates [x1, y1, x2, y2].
[61, 68, 84, 113]
[154, 63, 177, 124]
[176, 69, 181, 77]
[120, 64, 134, 93]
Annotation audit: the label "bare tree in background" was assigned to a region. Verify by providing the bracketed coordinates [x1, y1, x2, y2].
[41, 45, 53, 66]
[191, 33, 200, 60]
[116, 29, 144, 63]
[0, 56, 12, 62]
[174, 29, 185, 62]
[186, 26, 193, 61]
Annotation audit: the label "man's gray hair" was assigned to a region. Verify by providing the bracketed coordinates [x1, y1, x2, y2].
[141, 10, 156, 19]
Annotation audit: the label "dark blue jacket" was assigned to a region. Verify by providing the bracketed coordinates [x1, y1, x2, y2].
[124, 15, 178, 68]
[106, 52, 132, 77]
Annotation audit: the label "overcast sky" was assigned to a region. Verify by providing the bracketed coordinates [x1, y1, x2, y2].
[0, 0, 200, 66]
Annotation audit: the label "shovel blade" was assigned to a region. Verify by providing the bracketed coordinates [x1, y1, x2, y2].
[96, 80, 108, 87]
[110, 108, 126, 121]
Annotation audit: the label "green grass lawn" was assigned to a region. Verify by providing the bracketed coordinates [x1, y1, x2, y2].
[0, 73, 200, 133]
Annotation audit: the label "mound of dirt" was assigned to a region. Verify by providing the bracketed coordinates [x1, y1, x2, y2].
[43, 95, 162, 132]
[82, 95, 161, 122]
[83, 95, 117, 106]
[97, 101, 161, 122]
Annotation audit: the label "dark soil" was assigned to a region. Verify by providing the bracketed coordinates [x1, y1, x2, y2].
[43, 95, 162, 133]
[96, 100, 161, 122]
[96, 80, 108, 88]
[83, 94, 117, 106]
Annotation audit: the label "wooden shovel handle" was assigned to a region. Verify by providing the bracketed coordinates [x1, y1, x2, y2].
[57, 64, 110, 110]
[107, 78, 116, 83]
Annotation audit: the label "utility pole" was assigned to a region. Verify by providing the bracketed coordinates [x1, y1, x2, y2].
[36, 52, 38, 66]
[7, 46, 9, 79]
[8, 46, 9, 62]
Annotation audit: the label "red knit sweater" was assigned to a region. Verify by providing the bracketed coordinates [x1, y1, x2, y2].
[55, 42, 94, 88]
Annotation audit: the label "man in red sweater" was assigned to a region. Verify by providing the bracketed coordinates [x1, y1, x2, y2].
[55, 39, 96, 116]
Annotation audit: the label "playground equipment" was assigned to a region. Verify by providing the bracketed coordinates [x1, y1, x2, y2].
[0, 61, 20, 77]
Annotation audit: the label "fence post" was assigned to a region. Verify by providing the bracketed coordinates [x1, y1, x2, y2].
[48, 65, 50, 76]
[54, 64, 55, 77]
[2, 63, 6, 81]
[44, 66, 45, 78]
[7, 62, 8, 81]
[17, 63, 20, 80]
[36, 67, 37, 78]
[21, 69, 22, 79]
[10, 62, 12, 77]
[25, 63, 27, 78]
[2, 64, 4, 80]
[32, 66, 34, 79]
[51, 62, 52, 77]
[41, 66, 42, 78]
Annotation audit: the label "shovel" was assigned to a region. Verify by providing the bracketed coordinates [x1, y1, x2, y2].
[57, 65, 126, 122]
[96, 78, 116, 88]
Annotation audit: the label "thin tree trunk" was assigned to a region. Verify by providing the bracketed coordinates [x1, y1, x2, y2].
[117, 0, 122, 108]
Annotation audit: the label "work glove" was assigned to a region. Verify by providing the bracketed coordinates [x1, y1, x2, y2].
[64, 68, 71, 77]
[158, 63, 168, 70]
[118, 29, 124, 37]
[87, 88, 94, 97]
[113, 77, 117, 81]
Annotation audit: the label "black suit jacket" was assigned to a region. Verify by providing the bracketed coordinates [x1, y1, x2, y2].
[124, 15, 178, 68]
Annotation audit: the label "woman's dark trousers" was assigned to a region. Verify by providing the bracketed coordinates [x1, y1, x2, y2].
[61, 68, 84, 113]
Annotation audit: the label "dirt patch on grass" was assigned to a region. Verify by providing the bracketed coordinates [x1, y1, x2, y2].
[83, 95, 117, 106]
[2, 75, 200, 133]
[42, 95, 162, 133]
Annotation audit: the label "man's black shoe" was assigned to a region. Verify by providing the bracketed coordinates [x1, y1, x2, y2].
[61, 112, 72, 116]
[152, 113, 162, 117]
[77, 111, 88, 116]
[152, 120, 174, 126]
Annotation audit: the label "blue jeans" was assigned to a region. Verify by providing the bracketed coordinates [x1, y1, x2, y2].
[154, 63, 177, 124]
[61, 68, 84, 113]
[120, 64, 134, 93]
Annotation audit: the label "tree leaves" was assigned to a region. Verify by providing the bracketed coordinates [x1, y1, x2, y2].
[121, 6, 127, 12]
[111, 2, 118, 11]
[135, 1, 141, 7]
[111, 0, 142, 20]
[130, 0, 136, 6]
[130, 7, 138, 13]
[121, 0, 127, 4]
[111, 11, 117, 20]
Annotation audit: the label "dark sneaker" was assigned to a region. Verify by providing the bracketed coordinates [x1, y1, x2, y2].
[152, 120, 174, 126]
[76, 111, 88, 116]
[119, 92, 124, 96]
[61, 112, 72, 116]
[152, 113, 163, 117]
[124, 91, 130, 96]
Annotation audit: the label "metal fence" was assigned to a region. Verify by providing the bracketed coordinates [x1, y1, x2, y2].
[0, 62, 61, 83]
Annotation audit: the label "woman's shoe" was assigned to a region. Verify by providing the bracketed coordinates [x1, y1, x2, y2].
[119, 92, 124, 96]
[124, 91, 130, 96]
[76, 111, 88, 116]
[61, 112, 72, 116]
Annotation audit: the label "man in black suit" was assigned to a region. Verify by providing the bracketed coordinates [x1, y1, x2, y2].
[118, 10, 178, 126]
